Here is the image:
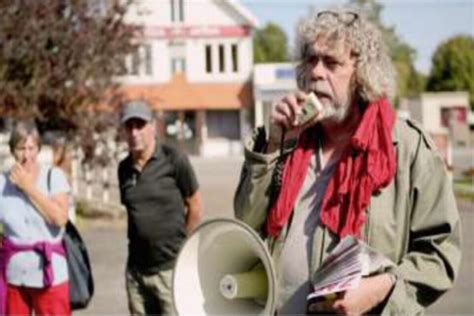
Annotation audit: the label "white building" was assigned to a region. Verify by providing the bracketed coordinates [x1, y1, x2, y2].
[120, 0, 259, 156]
[403, 92, 470, 146]
[253, 63, 297, 133]
[402, 91, 471, 174]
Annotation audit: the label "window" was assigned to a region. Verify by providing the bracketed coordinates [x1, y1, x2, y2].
[170, 0, 184, 22]
[441, 107, 467, 127]
[131, 50, 140, 75]
[178, 0, 185, 21]
[205, 45, 212, 73]
[171, 58, 186, 74]
[170, 0, 175, 22]
[127, 44, 153, 77]
[169, 41, 185, 74]
[144, 44, 153, 75]
[218, 44, 225, 73]
[231, 44, 238, 72]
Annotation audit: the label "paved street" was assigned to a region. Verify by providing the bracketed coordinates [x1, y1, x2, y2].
[76, 157, 474, 315]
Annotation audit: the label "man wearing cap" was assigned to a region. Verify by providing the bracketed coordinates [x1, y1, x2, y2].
[118, 100, 203, 315]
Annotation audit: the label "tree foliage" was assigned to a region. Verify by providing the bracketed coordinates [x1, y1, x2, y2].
[253, 22, 289, 63]
[0, 0, 141, 164]
[427, 35, 474, 109]
[348, 0, 425, 103]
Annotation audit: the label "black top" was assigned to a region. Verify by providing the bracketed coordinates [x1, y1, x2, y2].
[118, 143, 199, 273]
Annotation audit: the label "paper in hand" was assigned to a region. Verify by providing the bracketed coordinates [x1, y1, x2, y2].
[296, 92, 323, 125]
[307, 236, 394, 300]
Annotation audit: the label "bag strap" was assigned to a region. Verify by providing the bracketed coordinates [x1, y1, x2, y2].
[47, 168, 52, 193]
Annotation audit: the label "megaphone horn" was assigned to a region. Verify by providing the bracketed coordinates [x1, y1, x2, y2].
[172, 218, 277, 315]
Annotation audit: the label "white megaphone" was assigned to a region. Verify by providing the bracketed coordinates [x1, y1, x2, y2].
[172, 218, 277, 315]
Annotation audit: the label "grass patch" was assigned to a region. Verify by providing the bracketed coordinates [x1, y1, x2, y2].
[455, 190, 474, 202]
[454, 178, 474, 202]
[456, 178, 473, 186]
[75, 198, 125, 220]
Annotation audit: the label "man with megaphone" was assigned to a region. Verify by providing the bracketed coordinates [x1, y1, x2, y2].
[234, 7, 461, 315]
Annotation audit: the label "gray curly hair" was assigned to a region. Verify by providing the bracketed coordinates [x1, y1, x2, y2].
[295, 8, 396, 102]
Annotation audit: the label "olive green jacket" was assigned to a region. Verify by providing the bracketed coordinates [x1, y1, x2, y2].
[234, 118, 462, 315]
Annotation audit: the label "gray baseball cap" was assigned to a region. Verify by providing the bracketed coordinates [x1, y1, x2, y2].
[120, 100, 153, 124]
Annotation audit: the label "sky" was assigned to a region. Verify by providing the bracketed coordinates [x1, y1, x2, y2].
[240, 0, 474, 75]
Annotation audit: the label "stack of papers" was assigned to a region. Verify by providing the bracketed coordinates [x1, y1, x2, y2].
[307, 236, 393, 300]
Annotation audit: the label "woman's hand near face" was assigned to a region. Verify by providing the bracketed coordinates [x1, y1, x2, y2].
[10, 164, 68, 227]
[10, 163, 35, 193]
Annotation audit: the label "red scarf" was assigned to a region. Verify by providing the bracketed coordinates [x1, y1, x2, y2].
[266, 98, 396, 238]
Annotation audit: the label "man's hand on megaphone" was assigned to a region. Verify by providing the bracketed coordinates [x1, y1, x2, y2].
[267, 91, 321, 154]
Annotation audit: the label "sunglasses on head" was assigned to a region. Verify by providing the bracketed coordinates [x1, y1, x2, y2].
[317, 10, 359, 26]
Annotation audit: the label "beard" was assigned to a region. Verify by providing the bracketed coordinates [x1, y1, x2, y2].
[321, 98, 351, 124]
[303, 80, 353, 125]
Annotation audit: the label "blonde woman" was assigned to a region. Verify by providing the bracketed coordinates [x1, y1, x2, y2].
[51, 135, 76, 223]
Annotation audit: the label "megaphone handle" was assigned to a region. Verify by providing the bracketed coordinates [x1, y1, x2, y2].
[279, 127, 286, 158]
[275, 127, 286, 192]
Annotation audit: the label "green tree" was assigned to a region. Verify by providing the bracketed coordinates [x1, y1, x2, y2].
[0, 0, 141, 164]
[348, 0, 425, 103]
[427, 35, 474, 109]
[253, 22, 289, 63]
